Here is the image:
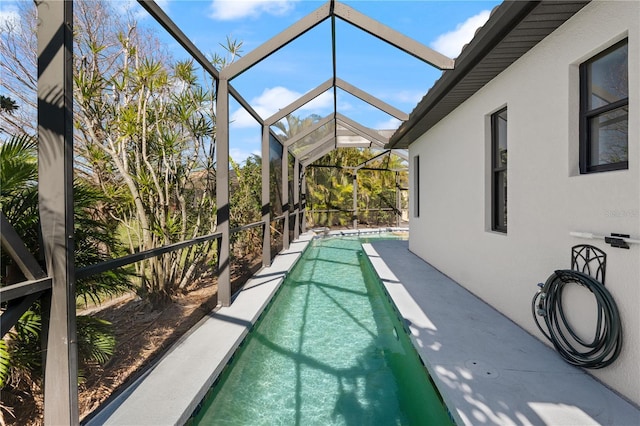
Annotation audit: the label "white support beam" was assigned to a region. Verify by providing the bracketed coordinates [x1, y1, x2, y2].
[284, 114, 334, 147]
[336, 78, 408, 121]
[391, 149, 409, 161]
[298, 133, 335, 159]
[281, 151, 289, 250]
[261, 125, 271, 267]
[352, 171, 358, 229]
[301, 140, 337, 166]
[220, 2, 332, 80]
[215, 78, 231, 307]
[266, 79, 333, 125]
[293, 156, 300, 239]
[333, 1, 454, 70]
[336, 113, 389, 145]
[230, 86, 264, 126]
[38, 1, 78, 424]
[301, 166, 307, 232]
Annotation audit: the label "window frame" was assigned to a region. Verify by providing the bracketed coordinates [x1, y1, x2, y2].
[491, 107, 507, 233]
[579, 38, 629, 174]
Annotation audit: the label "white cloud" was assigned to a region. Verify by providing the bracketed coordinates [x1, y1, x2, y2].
[231, 86, 333, 128]
[114, 0, 170, 20]
[210, 0, 298, 21]
[377, 89, 423, 105]
[0, 5, 20, 29]
[375, 117, 401, 131]
[431, 10, 491, 59]
[230, 147, 261, 165]
[155, 0, 171, 12]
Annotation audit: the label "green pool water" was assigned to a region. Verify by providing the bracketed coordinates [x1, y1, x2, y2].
[193, 236, 453, 425]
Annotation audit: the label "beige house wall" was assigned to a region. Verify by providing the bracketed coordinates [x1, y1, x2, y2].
[408, 0, 640, 404]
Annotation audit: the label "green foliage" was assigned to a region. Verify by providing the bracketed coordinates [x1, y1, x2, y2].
[307, 148, 408, 227]
[0, 339, 9, 388]
[71, 5, 245, 298]
[76, 316, 116, 367]
[0, 95, 19, 115]
[1, 309, 42, 389]
[230, 155, 263, 256]
[0, 134, 36, 190]
[230, 155, 262, 227]
[0, 134, 124, 399]
[270, 113, 408, 228]
[0, 134, 40, 251]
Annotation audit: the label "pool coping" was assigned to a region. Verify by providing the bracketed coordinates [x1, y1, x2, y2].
[363, 240, 640, 426]
[86, 233, 314, 426]
[87, 234, 639, 425]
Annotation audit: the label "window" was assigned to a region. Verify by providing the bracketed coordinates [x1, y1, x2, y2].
[492, 108, 507, 232]
[580, 39, 628, 173]
[413, 155, 420, 217]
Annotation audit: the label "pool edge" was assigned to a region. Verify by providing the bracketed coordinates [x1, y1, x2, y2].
[85, 233, 314, 426]
[362, 242, 463, 426]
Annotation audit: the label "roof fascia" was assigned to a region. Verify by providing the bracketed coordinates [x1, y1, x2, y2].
[387, 0, 540, 148]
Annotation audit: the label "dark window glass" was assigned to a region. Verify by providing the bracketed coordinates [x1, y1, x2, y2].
[495, 170, 507, 231]
[491, 108, 507, 233]
[414, 155, 420, 218]
[588, 108, 628, 166]
[495, 111, 508, 167]
[581, 39, 628, 173]
[587, 43, 628, 109]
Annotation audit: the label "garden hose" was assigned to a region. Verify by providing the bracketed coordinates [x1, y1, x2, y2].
[532, 270, 622, 369]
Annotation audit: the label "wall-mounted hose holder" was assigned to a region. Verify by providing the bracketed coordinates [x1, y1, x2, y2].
[570, 231, 640, 249]
[604, 233, 630, 249]
[532, 246, 622, 369]
[571, 245, 606, 285]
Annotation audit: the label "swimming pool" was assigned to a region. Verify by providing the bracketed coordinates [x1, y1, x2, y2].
[192, 236, 453, 425]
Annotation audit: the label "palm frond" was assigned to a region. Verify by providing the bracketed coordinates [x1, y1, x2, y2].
[0, 134, 37, 197]
[0, 339, 10, 388]
[76, 316, 116, 366]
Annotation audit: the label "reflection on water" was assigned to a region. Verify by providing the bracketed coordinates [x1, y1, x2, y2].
[193, 236, 451, 425]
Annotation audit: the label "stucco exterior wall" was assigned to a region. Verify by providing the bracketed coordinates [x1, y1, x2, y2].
[408, 0, 639, 405]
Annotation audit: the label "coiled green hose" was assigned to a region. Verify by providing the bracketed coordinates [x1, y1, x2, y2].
[532, 270, 622, 369]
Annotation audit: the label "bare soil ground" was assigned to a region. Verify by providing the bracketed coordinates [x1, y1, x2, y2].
[78, 254, 262, 422]
[77, 284, 219, 420]
[3, 254, 262, 426]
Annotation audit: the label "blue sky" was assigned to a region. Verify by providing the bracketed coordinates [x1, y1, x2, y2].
[1, 0, 501, 163]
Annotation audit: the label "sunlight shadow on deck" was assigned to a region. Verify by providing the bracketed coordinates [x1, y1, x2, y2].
[364, 240, 640, 426]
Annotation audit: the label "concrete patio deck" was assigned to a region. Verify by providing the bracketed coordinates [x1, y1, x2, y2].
[365, 239, 639, 426]
[86, 233, 639, 425]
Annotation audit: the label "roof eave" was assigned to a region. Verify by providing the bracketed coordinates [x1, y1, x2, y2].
[387, 0, 589, 149]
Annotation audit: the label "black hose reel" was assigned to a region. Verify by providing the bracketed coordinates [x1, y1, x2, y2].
[532, 245, 623, 369]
